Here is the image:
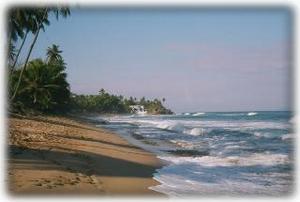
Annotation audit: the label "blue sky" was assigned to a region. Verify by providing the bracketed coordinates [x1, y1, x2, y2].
[17, 8, 292, 112]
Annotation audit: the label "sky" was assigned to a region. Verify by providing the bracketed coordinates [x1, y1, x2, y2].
[17, 7, 292, 113]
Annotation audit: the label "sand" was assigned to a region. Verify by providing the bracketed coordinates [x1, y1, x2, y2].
[7, 114, 165, 196]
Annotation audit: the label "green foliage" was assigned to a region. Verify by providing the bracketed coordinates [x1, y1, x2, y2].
[10, 47, 70, 114]
[8, 7, 70, 42]
[8, 42, 16, 65]
[70, 89, 127, 114]
[8, 7, 70, 111]
[46, 44, 63, 64]
[70, 89, 173, 115]
[141, 98, 173, 115]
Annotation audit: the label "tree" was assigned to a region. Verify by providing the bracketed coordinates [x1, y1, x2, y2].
[46, 44, 63, 64]
[9, 9, 50, 72]
[10, 7, 70, 102]
[140, 96, 146, 105]
[8, 9, 27, 42]
[99, 88, 105, 95]
[11, 58, 70, 113]
[8, 42, 16, 66]
[69, 92, 173, 115]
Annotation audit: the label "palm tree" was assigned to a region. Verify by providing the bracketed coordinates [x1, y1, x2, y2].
[8, 9, 28, 70]
[99, 88, 106, 95]
[12, 59, 70, 112]
[8, 42, 16, 66]
[9, 9, 49, 72]
[8, 9, 27, 42]
[46, 44, 63, 64]
[52, 7, 71, 20]
[10, 7, 70, 102]
[10, 8, 49, 102]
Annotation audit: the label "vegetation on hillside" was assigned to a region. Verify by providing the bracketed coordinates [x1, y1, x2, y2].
[70, 89, 173, 114]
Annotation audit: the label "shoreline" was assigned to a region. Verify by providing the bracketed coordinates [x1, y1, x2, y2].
[7, 114, 165, 196]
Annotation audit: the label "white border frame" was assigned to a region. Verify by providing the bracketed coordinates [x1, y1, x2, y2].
[0, 1, 298, 202]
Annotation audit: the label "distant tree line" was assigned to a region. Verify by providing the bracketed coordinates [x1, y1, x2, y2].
[70, 89, 173, 114]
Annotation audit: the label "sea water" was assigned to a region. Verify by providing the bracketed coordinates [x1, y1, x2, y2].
[93, 111, 294, 197]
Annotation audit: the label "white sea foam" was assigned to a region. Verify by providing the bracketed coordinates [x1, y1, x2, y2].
[247, 112, 257, 116]
[254, 132, 273, 138]
[170, 139, 209, 151]
[289, 115, 297, 124]
[156, 122, 185, 132]
[187, 128, 205, 136]
[152, 153, 291, 196]
[253, 131, 292, 140]
[151, 172, 291, 196]
[99, 112, 294, 197]
[99, 113, 292, 197]
[152, 120, 287, 131]
[219, 113, 245, 116]
[159, 153, 290, 167]
[224, 145, 242, 150]
[281, 133, 293, 140]
[192, 112, 205, 116]
[102, 115, 290, 132]
[170, 140, 195, 149]
[155, 122, 207, 136]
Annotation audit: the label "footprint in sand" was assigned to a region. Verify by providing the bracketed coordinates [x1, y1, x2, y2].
[34, 177, 68, 188]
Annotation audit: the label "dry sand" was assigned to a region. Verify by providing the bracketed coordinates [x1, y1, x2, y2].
[7, 114, 165, 196]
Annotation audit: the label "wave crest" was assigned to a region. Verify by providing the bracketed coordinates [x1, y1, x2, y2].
[281, 133, 293, 140]
[192, 112, 205, 116]
[160, 153, 290, 167]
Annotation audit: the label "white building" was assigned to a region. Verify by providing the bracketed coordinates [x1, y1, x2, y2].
[129, 105, 147, 115]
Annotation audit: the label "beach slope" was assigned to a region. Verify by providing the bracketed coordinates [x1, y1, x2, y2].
[7, 115, 163, 196]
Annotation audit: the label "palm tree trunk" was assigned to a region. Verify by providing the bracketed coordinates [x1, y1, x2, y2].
[10, 28, 41, 101]
[8, 28, 13, 48]
[10, 30, 28, 74]
[10, 9, 48, 102]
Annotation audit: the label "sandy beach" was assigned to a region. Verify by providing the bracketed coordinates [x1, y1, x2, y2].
[7, 114, 164, 196]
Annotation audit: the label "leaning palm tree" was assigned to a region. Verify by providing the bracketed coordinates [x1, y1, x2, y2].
[9, 9, 47, 73]
[10, 7, 70, 102]
[8, 9, 27, 42]
[8, 9, 28, 69]
[10, 8, 50, 101]
[8, 42, 16, 66]
[46, 44, 63, 64]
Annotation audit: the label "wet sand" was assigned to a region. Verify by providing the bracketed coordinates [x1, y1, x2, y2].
[7, 114, 164, 196]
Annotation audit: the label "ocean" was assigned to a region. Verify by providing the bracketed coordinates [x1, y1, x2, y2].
[93, 111, 294, 197]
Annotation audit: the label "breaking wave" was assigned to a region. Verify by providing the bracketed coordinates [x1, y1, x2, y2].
[192, 112, 205, 116]
[248, 112, 258, 116]
[98, 111, 293, 197]
[159, 152, 290, 167]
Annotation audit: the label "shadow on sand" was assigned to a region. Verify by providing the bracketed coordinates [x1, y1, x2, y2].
[9, 145, 159, 178]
